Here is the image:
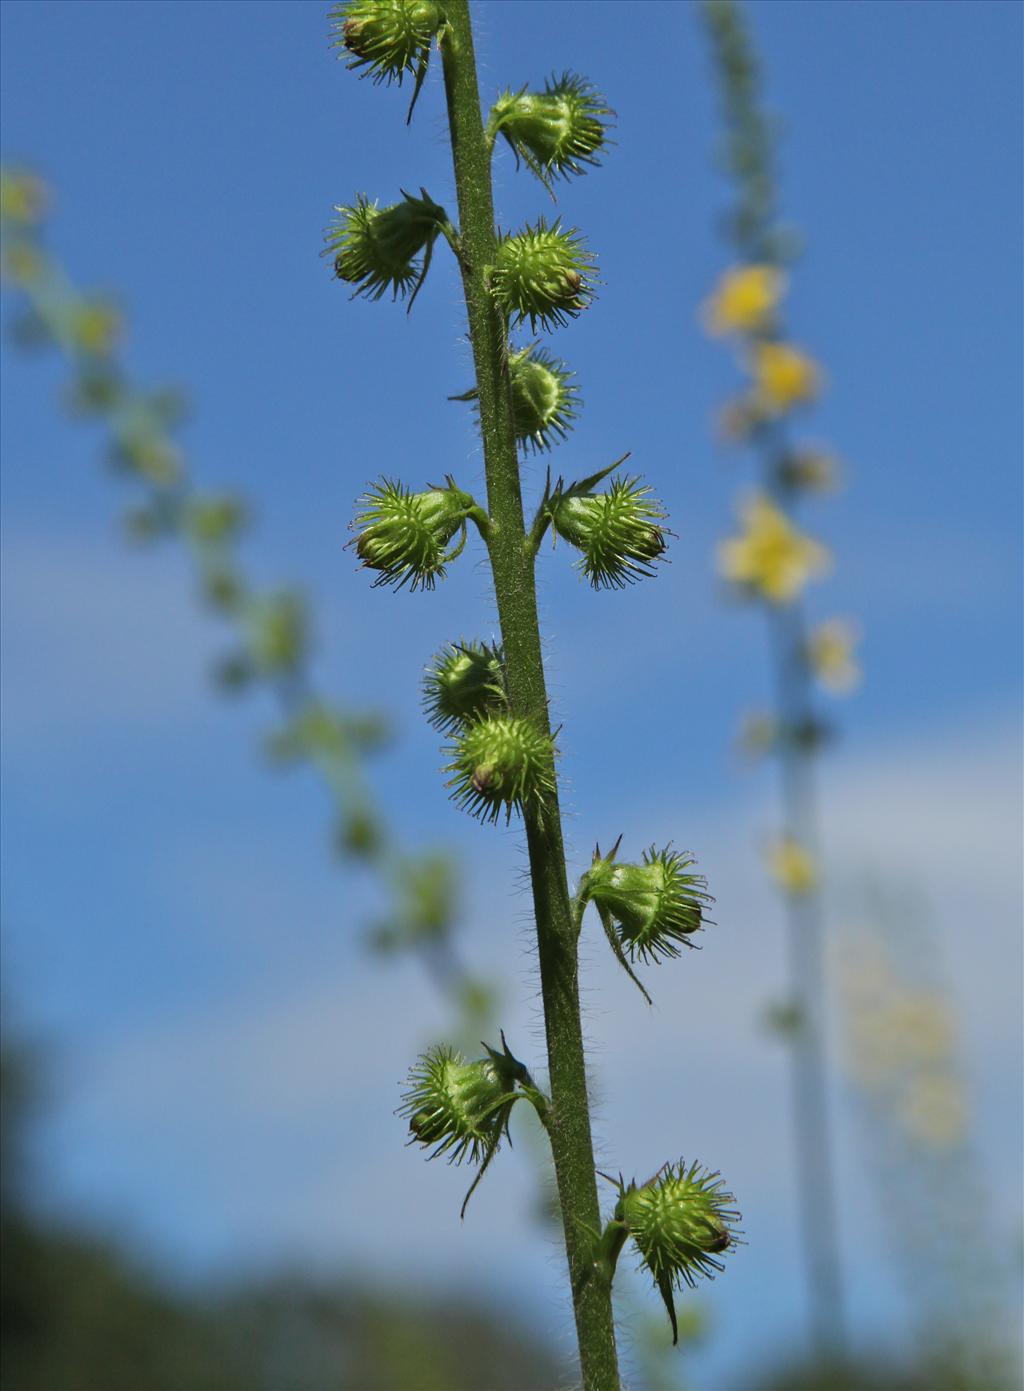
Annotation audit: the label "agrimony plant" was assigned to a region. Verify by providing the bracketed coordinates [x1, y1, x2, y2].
[327, 4, 740, 1386]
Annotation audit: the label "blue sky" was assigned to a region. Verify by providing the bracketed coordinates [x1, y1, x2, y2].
[1, 1, 1021, 1386]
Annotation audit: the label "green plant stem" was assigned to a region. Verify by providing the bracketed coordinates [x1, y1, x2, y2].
[767, 595, 846, 1359]
[438, 6, 620, 1388]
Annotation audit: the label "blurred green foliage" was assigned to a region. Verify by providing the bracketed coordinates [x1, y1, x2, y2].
[0, 165, 494, 1046]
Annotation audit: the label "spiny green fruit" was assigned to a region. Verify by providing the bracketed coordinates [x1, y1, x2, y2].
[583, 842, 712, 962]
[352, 477, 472, 591]
[401, 1044, 515, 1165]
[325, 190, 446, 302]
[615, 1160, 741, 1342]
[550, 475, 668, 589]
[490, 73, 612, 185]
[330, 0, 443, 86]
[423, 641, 507, 732]
[509, 345, 579, 452]
[491, 220, 595, 333]
[445, 715, 556, 824]
[449, 344, 579, 453]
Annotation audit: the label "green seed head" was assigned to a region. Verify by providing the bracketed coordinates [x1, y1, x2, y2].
[423, 641, 507, 732]
[401, 1045, 513, 1165]
[509, 345, 580, 452]
[325, 191, 446, 302]
[491, 73, 612, 184]
[550, 475, 668, 589]
[330, 0, 442, 86]
[616, 1160, 741, 1290]
[491, 220, 595, 333]
[352, 477, 471, 591]
[584, 844, 712, 962]
[445, 715, 556, 824]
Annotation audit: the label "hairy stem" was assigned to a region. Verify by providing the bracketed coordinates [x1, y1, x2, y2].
[438, 5, 620, 1387]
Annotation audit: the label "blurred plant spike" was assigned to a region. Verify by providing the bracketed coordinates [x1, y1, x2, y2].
[329, 6, 739, 1384]
[701, 0, 862, 1363]
[0, 164, 494, 1043]
[837, 891, 1023, 1390]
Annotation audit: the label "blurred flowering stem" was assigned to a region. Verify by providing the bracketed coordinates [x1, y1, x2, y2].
[438, 6, 619, 1385]
[703, 0, 850, 1360]
[767, 545, 844, 1359]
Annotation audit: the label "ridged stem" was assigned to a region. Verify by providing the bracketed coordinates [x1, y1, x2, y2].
[438, 5, 620, 1388]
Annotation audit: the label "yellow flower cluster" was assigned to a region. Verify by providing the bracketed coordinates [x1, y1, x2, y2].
[766, 836, 817, 895]
[0, 168, 48, 226]
[749, 341, 821, 415]
[807, 619, 861, 695]
[838, 937, 967, 1151]
[717, 493, 830, 603]
[702, 265, 822, 427]
[703, 263, 785, 337]
[67, 300, 122, 357]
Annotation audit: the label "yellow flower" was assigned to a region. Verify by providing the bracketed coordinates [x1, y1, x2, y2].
[702, 263, 785, 337]
[0, 168, 49, 226]
[886, 993, 955, 1066]
[717, 493, 830, 603]
[750, 341, 821, 415]
[67, 299, 121, 356]
[807, 619, 861, 695]
[766, 837, 817, 895]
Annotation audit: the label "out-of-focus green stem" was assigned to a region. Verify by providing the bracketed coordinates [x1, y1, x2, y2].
[767, 592, 846, 1357]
